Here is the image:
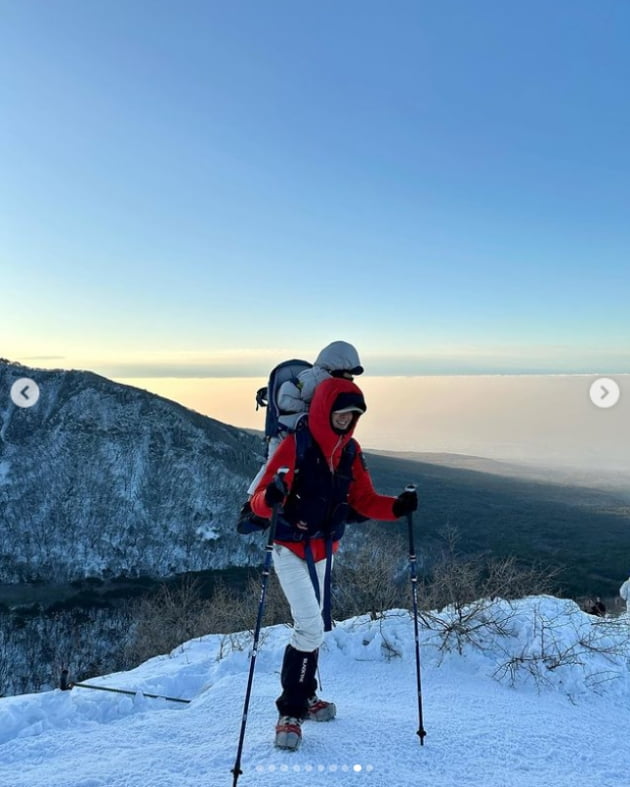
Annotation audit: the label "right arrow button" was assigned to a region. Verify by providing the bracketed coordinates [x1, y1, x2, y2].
[589, 378, 620, 409]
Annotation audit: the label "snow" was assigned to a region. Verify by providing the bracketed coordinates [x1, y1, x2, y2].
[0, 596, 629, 787]
[196, 524, 221, 541]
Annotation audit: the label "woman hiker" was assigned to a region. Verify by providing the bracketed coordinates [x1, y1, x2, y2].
[250, 375, 418, 750]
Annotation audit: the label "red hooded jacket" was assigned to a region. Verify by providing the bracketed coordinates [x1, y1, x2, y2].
[250, 377, 398, 561]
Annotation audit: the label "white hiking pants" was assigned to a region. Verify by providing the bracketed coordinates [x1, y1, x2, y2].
[273, 544, 328, 652]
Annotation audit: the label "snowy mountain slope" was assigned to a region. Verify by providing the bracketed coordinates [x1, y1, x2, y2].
[0, 360, 263, 582]
[0, 597, 628, 787]
[3, 359, 629, 597]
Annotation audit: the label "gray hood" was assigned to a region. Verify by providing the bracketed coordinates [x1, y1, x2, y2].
[315, 341, 363, 375]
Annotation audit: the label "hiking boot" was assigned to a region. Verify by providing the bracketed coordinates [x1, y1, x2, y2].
[307, 695, 336, 722]
[275, 716, 302, 750]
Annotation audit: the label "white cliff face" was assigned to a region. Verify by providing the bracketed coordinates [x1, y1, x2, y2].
[0, 360, 265, 583]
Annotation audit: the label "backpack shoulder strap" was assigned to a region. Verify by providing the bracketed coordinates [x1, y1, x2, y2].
[338, 438, 358, 475]
[294, 418, 312, 468]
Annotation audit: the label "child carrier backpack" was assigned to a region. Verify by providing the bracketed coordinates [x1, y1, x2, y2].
[255, 358, 313, 441]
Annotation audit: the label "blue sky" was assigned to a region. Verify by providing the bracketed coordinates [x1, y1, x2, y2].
[2, 0, 629, 377]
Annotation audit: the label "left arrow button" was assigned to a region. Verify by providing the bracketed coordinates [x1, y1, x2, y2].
[10, 378, 40, 408]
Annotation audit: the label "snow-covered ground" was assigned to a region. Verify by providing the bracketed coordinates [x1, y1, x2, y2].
[1, 596, 628, 787]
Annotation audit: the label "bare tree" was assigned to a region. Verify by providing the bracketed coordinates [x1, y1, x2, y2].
[125, 572, 291, 666]
[419, 527, 561, 655]
[333, 535, 408, 621]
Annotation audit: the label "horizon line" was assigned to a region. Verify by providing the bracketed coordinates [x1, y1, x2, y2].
[3, 357, 630, 379]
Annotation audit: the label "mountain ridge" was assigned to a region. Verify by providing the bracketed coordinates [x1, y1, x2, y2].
[0, 359, 262, 583]
[1, 360, 628, 597]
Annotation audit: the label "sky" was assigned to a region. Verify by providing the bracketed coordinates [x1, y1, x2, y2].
[1, 1, 629, 463]
[1, 598, 629, 786]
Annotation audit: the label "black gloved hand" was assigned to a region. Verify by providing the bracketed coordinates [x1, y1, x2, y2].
[264, 477, 287, 508]
[392, 489, 418, 518]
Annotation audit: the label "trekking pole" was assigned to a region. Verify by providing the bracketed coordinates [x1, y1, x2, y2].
[60, 669, 191, 704]
[405, 484, 427, 745]
[231, 468, 288, 787]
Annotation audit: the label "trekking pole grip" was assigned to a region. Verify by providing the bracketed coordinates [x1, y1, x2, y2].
[268, 467, 289, 538]
[405, 484, 418, 553]
[274, 467, 289, 491]
[263, 467, 290, 552]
